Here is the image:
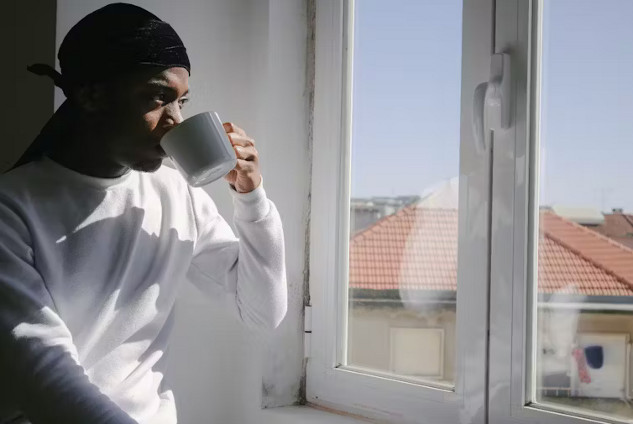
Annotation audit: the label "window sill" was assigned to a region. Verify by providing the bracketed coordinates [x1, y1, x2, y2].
[256, 405, 371, 424]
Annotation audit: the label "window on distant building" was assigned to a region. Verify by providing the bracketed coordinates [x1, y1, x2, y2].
[389, 328, 445, 378]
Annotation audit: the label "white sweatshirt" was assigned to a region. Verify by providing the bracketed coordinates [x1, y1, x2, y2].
[0, 157, 287, 424]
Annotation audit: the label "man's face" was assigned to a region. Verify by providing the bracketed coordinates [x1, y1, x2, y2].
[101, 67, 190, 172]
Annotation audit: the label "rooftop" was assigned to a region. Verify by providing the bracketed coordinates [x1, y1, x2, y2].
[592, 211, 633, 250]
[349, 207, 633, 297]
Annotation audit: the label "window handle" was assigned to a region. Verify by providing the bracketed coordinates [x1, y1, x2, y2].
[472, 53, 512, 153]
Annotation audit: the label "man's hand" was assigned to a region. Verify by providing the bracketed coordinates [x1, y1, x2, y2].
[223, 123, 262, 194]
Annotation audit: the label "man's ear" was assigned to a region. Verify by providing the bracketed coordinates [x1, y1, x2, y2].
[72, 83, 110, 113]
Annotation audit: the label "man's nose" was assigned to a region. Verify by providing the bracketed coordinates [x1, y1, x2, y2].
[164, 104, 184, 127]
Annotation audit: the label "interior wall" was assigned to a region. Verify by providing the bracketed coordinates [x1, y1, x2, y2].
[51, 0, 309, 422]
[1, 1, 56, 172]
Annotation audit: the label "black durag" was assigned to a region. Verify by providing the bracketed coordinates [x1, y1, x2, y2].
[11, 3, 191, 170]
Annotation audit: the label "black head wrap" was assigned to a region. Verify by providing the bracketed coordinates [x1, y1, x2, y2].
[11, 3, 191, 170]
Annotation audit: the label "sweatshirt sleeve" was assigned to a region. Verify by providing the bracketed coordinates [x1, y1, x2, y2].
[186, 184, 287, 331]
[0, 199, 137, 424]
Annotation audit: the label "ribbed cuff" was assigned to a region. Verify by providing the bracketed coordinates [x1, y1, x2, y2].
[231, 181, 270, 222]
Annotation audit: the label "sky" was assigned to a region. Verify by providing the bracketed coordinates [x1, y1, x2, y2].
[351, 0, 633, 213]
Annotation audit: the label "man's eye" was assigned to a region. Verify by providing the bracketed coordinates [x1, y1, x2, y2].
[145, 93, 166, 105]
[178, 98, 189, 109]
[153, 93, 166, 103]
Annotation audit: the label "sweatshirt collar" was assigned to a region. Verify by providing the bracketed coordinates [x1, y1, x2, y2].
[40, 156, 134, 189]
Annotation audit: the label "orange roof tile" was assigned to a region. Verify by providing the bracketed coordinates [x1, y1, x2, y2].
[350, 208, 457, 291]
[349, 208, 633, 296]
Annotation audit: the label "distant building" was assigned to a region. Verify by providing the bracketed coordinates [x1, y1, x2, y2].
[348, 202, 633, 400]
[350, 177, 458, 233]
[350, 196, 420, 233]
[592, 209, 633, 249]
[549, 205, 605, 226]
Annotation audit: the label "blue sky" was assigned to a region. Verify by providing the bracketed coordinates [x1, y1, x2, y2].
[351, 0, 633, 213]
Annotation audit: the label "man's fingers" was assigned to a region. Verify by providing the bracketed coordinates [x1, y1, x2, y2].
[234, 159, 258, 173]
[224, 169, 237, 181]
[220, 123, 262, 193]
[234, 145, 258, 161]
[223, 122, 247, 137]
[227, 133, 255, 148]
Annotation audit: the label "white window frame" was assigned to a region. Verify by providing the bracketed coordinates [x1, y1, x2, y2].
[309, 0, 633, 422]
[306, 0, 495, 422]
[489, 1, 631, 423]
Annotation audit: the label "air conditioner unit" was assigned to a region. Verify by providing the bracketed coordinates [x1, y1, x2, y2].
[570, 333, 630, 399]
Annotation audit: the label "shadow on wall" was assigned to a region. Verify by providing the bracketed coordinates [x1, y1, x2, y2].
[2, 0, 57, 172]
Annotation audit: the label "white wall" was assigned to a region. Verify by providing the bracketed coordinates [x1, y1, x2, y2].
[54, 0, 310, 422]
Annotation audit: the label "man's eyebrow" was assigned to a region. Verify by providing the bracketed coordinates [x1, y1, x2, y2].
[145, 80, 190, 96]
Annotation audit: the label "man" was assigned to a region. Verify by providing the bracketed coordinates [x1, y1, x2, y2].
[0, 3, 287, 424]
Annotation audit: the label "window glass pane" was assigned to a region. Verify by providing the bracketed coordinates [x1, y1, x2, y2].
[534, 0, 633, 419]
[346, 0, 462, 387]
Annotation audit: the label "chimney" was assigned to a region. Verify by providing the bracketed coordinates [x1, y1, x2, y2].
[612, 208, 624, 214]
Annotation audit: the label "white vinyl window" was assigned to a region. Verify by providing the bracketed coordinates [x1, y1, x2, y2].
[307, 0, 491, 422]
[490, 1, 633, 423]
[308, 0, 633, 423]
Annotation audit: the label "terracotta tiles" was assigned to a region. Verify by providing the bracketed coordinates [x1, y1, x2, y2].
[349, 207, 633, 296]
[542, 212, 633, 295]
[350, 207, 457, 291]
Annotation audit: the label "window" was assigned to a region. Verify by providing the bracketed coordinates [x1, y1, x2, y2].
[533, 1, 633, 418]
[345, 0, 462, 388]
[389, 328, 445, 378]
[489, 0, 633, 423]
[308, 0, 492, 422]
[308, 0, 633, 423]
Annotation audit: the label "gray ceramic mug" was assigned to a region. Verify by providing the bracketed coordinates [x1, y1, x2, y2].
[160, 111, 237, 187]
